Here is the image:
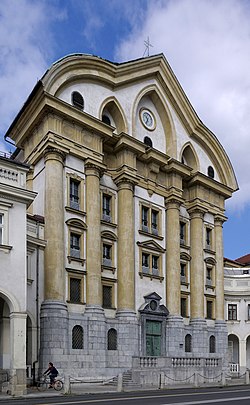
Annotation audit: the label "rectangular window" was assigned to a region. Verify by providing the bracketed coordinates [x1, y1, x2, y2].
[70, 179, 80, 210]
[102, 285, 112, 309]
[152, 255, 159, 275]
[206, 228, 212, 248]
[180, 263, 186, 283]
[142, 252, 150, 272]
[248, 304, 250, 320]
[103, 243, 112, 266]
[207, 300, 213, 319]
[228, 304, 237, 320]
[142, 206, 149, 231]
[0, 214, 3, 245]
[103, 194, 112, 222]
[70, 233, 80, 258]
[151, 210, 158, 235]
[181, 297, 187, 317]
[69, 277, 82, 303]
[180, 222, 186, 245]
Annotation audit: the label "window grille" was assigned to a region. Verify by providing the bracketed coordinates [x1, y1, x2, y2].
[185, 334, 192, 352]
[103, 285, 112, 308]
[72, 91, 84, 110]
[107, 328, 117, 350]
[181, 298, 187, 318]
[209, 335, 216, 353]
[207, 301, 213, 319]
[70, 278, 81, 303]
[72, 325, 83, 349]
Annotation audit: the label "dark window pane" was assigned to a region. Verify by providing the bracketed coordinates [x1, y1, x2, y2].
[72, 325, 83, 349]
[107, 328, 117, 350]
[72, 91, 84, 110]
[185, 334, 192, 352]
[70, 278, 81, 303]
[103, 285, 112, 308]
[209, 335, 216, 353]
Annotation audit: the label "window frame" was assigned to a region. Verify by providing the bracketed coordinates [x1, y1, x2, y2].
[68, 274, 84, 304]
[141, 250, 161, 278]
[206, 299, 214, 320]
[71, 91, 84, 110]
[101, 190, 116, 224]
[67, 174, 84, 213]
[102, 283, 114, 309]
[205, 227, 213, 250]
[228, 303, 237, 321]
[140, 203, 161, 237]
[72, 325, 84, 350]
[107, 328, 118, 350]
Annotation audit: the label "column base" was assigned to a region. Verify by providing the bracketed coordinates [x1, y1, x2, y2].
[189, 317, 207, 328]
[84, 305, 105, 319]
[116, 309, 137, 321]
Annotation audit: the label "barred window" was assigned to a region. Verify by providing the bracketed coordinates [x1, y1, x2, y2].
[70, 278, 82, 303]
[108, 328, 117, 350]
[207, 300, 213, 319]
[209, 335, 216, 353]
[72, 325, 83, 349]
[103, 285, 112, 309]
[185, 334, 192, 352]
[181, 297, 187, 318]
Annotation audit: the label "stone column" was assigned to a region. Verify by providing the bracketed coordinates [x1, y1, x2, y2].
[214, 215, 226, 320]
[239, 339, 247, 373]
[40, 148, 68, 372]
[44, 148, 65, 301]
[116, 178, 136, 318]
[189, 207, 206, 321]
[165, 198, 181, 316]
[26, 167, 34, 215]
[85, 162, 103, 313]
[165, 198, 183, 356]
[10, 313, 27, 396]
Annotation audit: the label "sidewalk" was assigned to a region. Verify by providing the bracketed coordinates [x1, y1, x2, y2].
[0, 378, 248, 399]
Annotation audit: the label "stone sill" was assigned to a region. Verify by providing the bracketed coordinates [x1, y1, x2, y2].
[65, 206, 86, 216]
[138, 229, 164, 240]
[0, 244, 12, 253]
[139, 271, 164, 283]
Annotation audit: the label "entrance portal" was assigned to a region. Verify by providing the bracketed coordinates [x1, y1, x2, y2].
[146, 320, 161, 356]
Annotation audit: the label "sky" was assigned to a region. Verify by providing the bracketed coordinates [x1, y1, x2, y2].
[0, 0, 249, 260]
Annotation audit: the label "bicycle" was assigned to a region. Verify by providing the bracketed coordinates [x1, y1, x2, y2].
[37, 375, 63, 391]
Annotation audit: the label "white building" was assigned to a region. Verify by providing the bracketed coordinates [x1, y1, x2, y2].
[224, 257, 250, 374]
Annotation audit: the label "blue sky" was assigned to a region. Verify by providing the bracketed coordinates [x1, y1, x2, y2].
[0, 0, 249, 260]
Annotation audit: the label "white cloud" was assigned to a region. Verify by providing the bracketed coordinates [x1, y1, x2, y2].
[0, 0, 65, 151]
[115, 0, 250, 211]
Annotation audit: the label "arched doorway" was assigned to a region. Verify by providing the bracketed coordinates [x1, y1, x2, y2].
[0, 297, 10, 369]
[228, 334, 239, 372]
[246, 335, 250, 370]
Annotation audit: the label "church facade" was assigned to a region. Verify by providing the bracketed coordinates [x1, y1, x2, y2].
[4, 53, 238, 384]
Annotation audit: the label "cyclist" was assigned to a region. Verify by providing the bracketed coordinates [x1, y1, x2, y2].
[43, 362, 59, 388]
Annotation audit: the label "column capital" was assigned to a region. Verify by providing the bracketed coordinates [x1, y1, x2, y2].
[43, 147, 65, 164]
[85, 159, 106, 177]
[187, 205, 207, 219]
[114, 173, 138, 190]
[165, 196, 183, 210]
[214, 214, 227, 227]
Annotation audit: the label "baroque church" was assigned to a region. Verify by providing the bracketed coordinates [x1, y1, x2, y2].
[1, 53, 238, 393]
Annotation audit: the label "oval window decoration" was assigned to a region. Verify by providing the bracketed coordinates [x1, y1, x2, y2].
[140, 108, 156, 131]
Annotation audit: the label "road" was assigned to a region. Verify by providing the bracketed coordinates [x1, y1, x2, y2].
[1, 386, 250, 405]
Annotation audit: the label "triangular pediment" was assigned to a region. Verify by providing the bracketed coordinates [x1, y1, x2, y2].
[137, 239, 165, 253]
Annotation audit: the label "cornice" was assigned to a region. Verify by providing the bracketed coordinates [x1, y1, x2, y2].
[0, 183, 37, 206]
[188, 172, 234, 199]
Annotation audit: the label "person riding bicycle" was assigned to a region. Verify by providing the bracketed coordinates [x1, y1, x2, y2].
[43, 362, 59, 388]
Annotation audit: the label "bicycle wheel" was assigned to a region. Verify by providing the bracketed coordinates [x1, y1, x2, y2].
[37, 381, 47, 392]
[54, 380, 63, 391]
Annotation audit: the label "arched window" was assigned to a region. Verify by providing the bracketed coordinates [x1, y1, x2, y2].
[209, 335, 216, 353]
[102, 114, 111, 126]
[185, 334, 192, 352]
[72, 91, 84, 110]
[72, 325, 83, 349]
[207, 166, 215, 178]
[144, 136, 153, 148]
[107, 328, 117, 350]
